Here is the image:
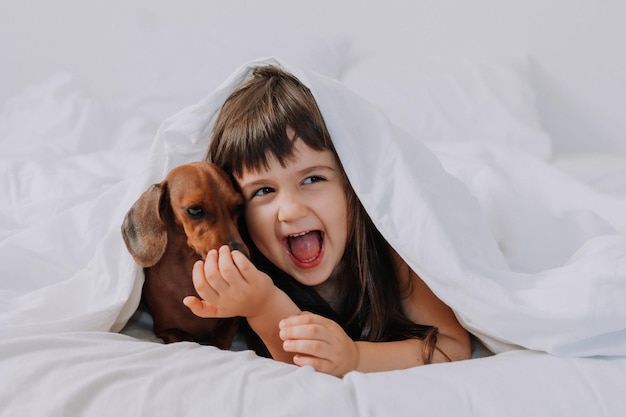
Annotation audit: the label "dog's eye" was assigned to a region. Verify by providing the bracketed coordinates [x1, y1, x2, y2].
[185, 206, 206, 219]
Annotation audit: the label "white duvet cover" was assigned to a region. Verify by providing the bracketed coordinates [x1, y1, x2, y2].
[1, 57, 625, 416]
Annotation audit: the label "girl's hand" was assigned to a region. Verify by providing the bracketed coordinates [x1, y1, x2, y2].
[278, 312, 360, 377]
[183, 245, 277, 319]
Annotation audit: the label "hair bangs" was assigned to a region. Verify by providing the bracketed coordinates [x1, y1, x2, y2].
[207, 65, 334, 178]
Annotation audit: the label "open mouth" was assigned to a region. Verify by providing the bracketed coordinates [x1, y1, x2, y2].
[286, 230, 323, 264]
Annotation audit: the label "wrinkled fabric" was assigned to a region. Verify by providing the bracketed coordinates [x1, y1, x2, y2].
[2, 58, 626, 417]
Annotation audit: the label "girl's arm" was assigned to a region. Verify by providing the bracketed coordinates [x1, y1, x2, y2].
[183, 246, 300, 363]
[278, 311, 466, 377]
[393, 250, 472, 364]
[185, 246, 470, 375]
[279, 252, 471, 377]
[245, 286, 301, 363]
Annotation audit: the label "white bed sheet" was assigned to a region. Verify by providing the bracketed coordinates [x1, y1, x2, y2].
[2, 331, 625, 417]
[1, 56, 625, 417]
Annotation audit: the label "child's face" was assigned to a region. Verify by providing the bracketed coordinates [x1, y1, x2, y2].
[235, 136, 349, 288]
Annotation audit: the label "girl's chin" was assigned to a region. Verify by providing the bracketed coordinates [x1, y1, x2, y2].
[288, 263, 335, 288]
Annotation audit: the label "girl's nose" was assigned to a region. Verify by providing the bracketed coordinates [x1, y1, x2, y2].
[277, 194, 308, 222]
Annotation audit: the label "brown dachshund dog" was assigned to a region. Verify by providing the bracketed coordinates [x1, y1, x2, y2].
[121, 161, 248, 348]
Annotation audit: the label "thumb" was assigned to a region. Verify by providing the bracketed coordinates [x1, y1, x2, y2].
[183, 296, 219, 318]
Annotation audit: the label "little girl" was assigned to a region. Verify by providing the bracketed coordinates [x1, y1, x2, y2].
[183, 65, 470, 377]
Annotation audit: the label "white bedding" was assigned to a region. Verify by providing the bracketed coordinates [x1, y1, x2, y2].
[2, 35, 626, 417]
[2, 332, 625, 416]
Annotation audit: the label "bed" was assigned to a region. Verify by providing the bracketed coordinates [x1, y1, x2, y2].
[2, 2, 626, 416]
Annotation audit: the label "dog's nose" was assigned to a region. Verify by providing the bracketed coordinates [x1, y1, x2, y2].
[228, 241, 249, 257]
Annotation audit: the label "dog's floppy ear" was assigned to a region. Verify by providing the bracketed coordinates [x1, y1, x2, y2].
[121, 183, 168, 268]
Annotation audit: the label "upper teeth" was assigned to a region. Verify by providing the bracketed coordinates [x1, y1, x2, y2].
[289, 231, 308, 238]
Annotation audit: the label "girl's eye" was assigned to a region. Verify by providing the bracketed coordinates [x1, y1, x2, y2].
[253, 186, 274, 197]
[303, 176, 325, 185]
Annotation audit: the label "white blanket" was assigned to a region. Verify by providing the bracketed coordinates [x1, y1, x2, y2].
[1, 58, 625, 416]
[303, 61, 626, 355]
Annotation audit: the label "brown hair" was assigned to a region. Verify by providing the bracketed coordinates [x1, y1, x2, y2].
[207, 65, 438, 359]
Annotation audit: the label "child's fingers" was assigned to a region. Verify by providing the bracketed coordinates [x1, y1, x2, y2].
[282, 338, 347, 378]
[279, 311, 326, 331]
[279, 313, 334, 355]
[201, 250, 233, 293]
[279, 311, 359, 377]
[279, 322, 327, 343]
[192, 260, 219, 300]
[203, 248, 218, 273]
[193, 257, 228, 302]
[281, 329, 329, 348]
[182, 295, 219, 318]
[292, 353, 343, 378]
[216, 246, 245, 286]
[231, 249, 255, 278]
[291, 354, 327, 370]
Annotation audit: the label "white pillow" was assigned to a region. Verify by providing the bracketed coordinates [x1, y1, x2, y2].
[121, 14, 349, 123]
[340, 53, 552, 159]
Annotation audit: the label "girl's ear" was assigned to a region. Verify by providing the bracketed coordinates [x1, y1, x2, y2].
[121, 183, 168, 268]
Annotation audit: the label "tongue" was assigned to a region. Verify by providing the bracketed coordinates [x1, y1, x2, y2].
[288, 231, 321, 262]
